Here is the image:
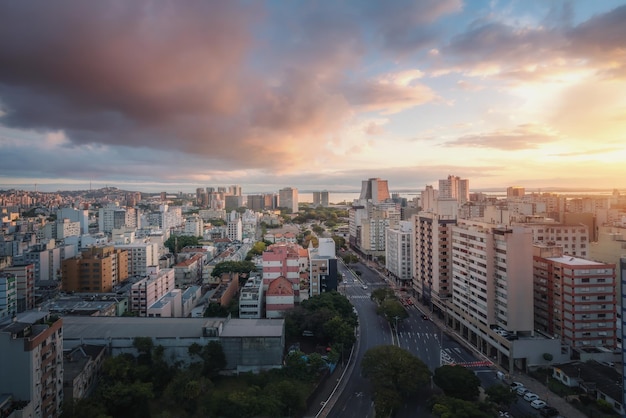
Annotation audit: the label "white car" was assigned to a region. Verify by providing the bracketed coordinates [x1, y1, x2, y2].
[516, 387, 530, 396]
[531, 399, 547, 409]
[510, 382, 524, 391]
[523, 392, 540, 402]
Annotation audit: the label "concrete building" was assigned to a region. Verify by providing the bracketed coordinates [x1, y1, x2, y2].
[439, 175, 469, 205]
[385, 221, 412, 286]
[0, 311, 64, 418]
[114, 241, 160, 278]
[412, 211, 457, 313]
[173, 253, 205, 286]
[239, 274, 264, 319]
[313, 191, 330, 207]
[62, 344, 107, 401]
[360, 205, 399, 257]
[0, 273, 17, 320]
[308, 238, 338, 297]
[262, 244, 301, 288]
[227, 213, 243, 242]
[420, 185, 439, 212]
[61, 246, 129, 293]
[57, 207, 89, 235]
[61, 316, 285, 373]
[246, 194, 276, 211]
[506, 186, 525, 199]
[1, 264, 35, 312]
[184, 214, 204, 237]
[278, 187, 299, 214]
[359, 178, 390, 203]
[534, 245, 617, 349]
[266, 276, 295, 319]
[130, 266, 175, 316]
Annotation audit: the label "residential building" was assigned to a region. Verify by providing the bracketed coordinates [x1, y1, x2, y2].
[114, 241, 160, 278]
[360, 205, 399, 257]
[246, 194, 276, 211]
[313, 191, 330, 207]
[506, 186, 525, 199]
[439, 175, 469, 205]
[57, 207, 89, 235]
[1, 264, 35, 312]
[262, 244, 301, 287]
[61, 246, 129, 293]
[227, 212, 243, 242]
[420, 185, 438, 212]
[130, 266, 175, 316]
[266, 276, 294, 319]
[534, 245, 616, 349]
[0, 273, 17, 320]
[239, 274, 264, 319]
[63, 344, 107, 400]
[278, 187, 299, 214]
[0, 311, 64, 418]
[385, 221, 412, 286]
[308, 238, 338, 297]
[184, 214, 204, 237]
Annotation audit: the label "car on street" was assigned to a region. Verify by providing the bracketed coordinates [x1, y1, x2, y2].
[361, 284, 368, 290]
[516, 387, 530, 396]
[523, 392, 540, 402]
[540, 406, 559, 417]
[421, 314, 429, 320]
[510, 382, 524, 391]
[530, 399, 547, 409]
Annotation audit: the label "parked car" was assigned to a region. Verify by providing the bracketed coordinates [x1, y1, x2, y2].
[516, 387, 530, 396]
[540, 406, 559, 417]
[361, 284, 368, 290]
[531, 399, 547, 409]
[422, 314, 429, 320]
[510, 382, 524, 390]
[523, 392, 540, 402]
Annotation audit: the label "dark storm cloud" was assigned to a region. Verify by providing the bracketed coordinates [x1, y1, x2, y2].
[0, 0, 446, 174]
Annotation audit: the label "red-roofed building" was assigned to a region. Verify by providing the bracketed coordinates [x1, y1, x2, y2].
[266, 276, 294, 318]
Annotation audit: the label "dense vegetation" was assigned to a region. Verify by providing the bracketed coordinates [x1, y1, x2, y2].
[164, 235, 201, 253]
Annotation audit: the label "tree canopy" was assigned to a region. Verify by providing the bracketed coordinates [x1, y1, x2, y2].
[432, 365, 482, 401]
[485, 384, 517, 410]
[211, 260, 257, 277]
[164, 235, 201, 253]
[361, 345, 431, 417]
[431, 395, 496, 418]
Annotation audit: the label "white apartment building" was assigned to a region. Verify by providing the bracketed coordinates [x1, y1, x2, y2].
[184, 214, 204, 237]
[227, 216, 243, 242]
[239, 274, 264, 319]
[439, 175, 469, 205]
[360, 205, 399, 256]
[130, 266, 175, 316]
[385, 221, 412, 285]
[198, 209, 226, 221]
[522, 221, 589, 258]
[57, 207, 89, 234]
[420, 185, 439, 212]
[115, 241, 160, 277]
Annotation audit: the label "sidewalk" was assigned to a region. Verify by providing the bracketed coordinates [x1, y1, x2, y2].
[411, 296, 585, 418]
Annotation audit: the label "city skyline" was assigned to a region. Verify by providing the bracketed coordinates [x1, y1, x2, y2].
[1, 1, 625, 193]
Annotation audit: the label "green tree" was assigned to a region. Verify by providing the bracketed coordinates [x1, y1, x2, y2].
[331, 234, 346, 252]
[362, 345, 431, 416]
[204, 302, 229, 317]
[164, 235, 200, 253]
[370, 287, 396, 304]
[431, 395, 496, 418]
[211, 260, 257, 277]
[433, 365, 481, 401]
[485, 384, 517, 410]
[377, 298, 409, 326]
[323, 316, 356, 348]
[342, 253, 359, 264]
[201, 341, 227, 378]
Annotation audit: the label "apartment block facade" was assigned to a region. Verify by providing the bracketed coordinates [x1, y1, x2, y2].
[308, 238, 338, 297]
[534, 245, 617, 349]
[62, 246, 129, 293]
[1, 263, 35, 312]
[385, 221, 412, 285]
[130, 267, 176, 316]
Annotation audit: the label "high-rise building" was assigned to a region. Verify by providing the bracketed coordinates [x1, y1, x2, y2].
[0, 273, 17, 320]
[0, 311, 64, 418]
[439, 175, 469, 204]
[309, 238, 338, 297]
[278, 187, 299, 213]
[62, 246, 129, 292]
[130, 266, 175, 316]
[385, 221, 412, 286]
[1, 264, 35, 312]
[359, 178, 390, 203]
[420, 185, 439, 212]
[313, 191, 330, 207]
[412, 212, 456, 312]
[507, 186, 525, 199]
[534, 245, 616, 348]
[114, 242, 160, 278]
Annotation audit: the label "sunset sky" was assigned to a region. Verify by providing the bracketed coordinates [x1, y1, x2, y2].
[1, 1, 625, 193]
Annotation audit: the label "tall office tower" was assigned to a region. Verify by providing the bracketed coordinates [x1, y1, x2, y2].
[0, 312, 64, 418]
[359, 178, 391, 202]
[385, 221, 412, 287]
[62, 246, 129, 292]
[313, 191, 330, 207]
[438, 175, 469, 204]
[534, 245, 617, 349]
[279, 187, 299, 213]
[412, 211, 456, 313]
[506, 186, 525, 199]
[309, 238, 338, 296]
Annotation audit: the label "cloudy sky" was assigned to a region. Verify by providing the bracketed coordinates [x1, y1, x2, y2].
[1, 0, 625, 193]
